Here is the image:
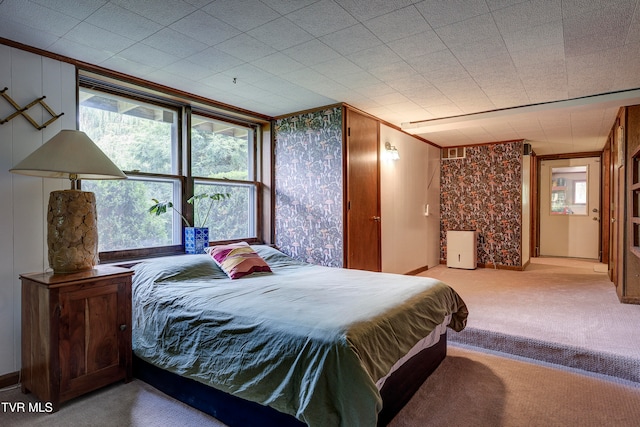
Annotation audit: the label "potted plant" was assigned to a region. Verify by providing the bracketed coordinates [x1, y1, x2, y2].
[149, 192, 230, 254]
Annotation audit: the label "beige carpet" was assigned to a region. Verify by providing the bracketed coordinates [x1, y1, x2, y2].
[2, 344, 639, 427]
[420, 257, 640, 359]
[420, 257, 640, 382]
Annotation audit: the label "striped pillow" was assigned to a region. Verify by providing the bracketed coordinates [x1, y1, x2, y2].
[207, 242, 272, 279]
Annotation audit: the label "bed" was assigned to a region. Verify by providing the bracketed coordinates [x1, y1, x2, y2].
[131, 244, 468, 426]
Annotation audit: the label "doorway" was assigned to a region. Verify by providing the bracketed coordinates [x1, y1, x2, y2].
[539, 157, 601, 259]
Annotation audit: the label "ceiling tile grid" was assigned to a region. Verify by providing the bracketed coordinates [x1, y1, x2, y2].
[1, 0, 640, 154]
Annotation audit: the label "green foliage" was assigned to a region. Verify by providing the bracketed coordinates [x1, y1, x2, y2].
[149, 192, 231, 228]
[80, 101, 254, 252]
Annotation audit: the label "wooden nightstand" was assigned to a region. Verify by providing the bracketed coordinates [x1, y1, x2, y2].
[20, 265, 134, 411]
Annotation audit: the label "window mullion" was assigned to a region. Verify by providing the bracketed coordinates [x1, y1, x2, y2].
[183, 106, 194, 228]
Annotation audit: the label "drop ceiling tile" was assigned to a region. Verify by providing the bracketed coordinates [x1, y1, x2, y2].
[65, 22, 135, 53]
[164, 59, 216, 81]
[348, 45, 403, 70]
[48, 37, 113, 64]
[415, 0, 489, 29]
[501, 20, 564, 53]
[335, 0, 414, 21]
[100, 55, 157, 77]
[448, 35, 509, 64]
[485, 0, 530, 12]
[183, 0, 213, 7]
[627, 16, 640, 44]
[0, 0, 80, 37]
[286, 0, 358, 37]
[111, 0, 197, 25]
[142, 28, 209, 58]
[565, 34, 624, 58]
[435, 78, 487, 100]
[261, 0, 317, 15]
[0, 20, 60, 50]
[335, 71, 382, 90]
[221, 63, 275, 84]
[354, 81, 396, 98]
[421, 62, 472, 85]
[320, 24, 382, 55]
[86, 3, 162, 42]
[510, 43, 565, 69]
[612, 43, 640, 88]
[169, 11, 241, 46]
[386, 30, 447, 60]
[406, 49, 461, 74]
[491, 0, 561, 34]
[561, 0, 624, 18]
[30, 0, 107, 19]
[282, 39, 342, 66]
[435, 13, 501, 47]
[407, 87, 452, 108]
[186, 46, 244, 73]
[313, 57, 362, 79]
[386, 74, 431, 93]
[248, 17, 314, 50]
[386, 100, 423, 114]
[368, 62, 420, 82]
[482, 86, 531, 109]
[464, 53, 516, 80]
[364, 6, 430, 43]
[215, 33, 277, 62]
[563, 3, 632, 44]
[251, 52, 306, 75]
[368, 91, 411, 106]
[117, 43, 179, 68]
[202, 0, 281, 31]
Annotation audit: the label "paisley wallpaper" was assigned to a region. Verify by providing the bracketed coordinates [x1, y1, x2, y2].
[274, 107, 344, 267]
[441, 141, 523, 267]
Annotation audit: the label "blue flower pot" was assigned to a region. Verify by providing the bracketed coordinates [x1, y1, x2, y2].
[184, 227, 208, 254]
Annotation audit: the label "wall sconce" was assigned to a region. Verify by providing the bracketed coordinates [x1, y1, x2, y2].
[384, 142, 400, 160]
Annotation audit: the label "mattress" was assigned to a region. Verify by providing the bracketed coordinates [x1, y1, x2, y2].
[131, 245, 468, 427]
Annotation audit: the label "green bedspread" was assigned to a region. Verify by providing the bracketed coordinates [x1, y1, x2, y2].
[132, 245, 467, 427]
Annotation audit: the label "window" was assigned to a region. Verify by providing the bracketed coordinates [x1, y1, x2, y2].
[574, 181, 587, 205]
[79, 85, 260, 259]
[550, 165, 588, 215]
[191, 114, 256, 240]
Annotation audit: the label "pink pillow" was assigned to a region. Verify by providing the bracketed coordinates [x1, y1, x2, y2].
[207, 242, 272, 279]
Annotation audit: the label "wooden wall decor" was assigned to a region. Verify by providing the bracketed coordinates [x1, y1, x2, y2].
[0, 87, 64, 130]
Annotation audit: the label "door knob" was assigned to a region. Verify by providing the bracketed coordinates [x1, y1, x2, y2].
[592, 217, 599, 221]
[372, 216, 381, 222]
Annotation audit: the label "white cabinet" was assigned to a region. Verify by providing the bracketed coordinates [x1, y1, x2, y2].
[446, 230, 477, 269]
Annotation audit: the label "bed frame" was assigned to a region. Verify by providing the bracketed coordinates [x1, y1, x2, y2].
[133, 333, 447, 426]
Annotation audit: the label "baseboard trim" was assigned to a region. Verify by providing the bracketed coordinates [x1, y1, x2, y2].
[0, 371, 19, 389]
[620, 296, 640, 305]
[405, 265, 429, 275]
[439, 260, 526, 271]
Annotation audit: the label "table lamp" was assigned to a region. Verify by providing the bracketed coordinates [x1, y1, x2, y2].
[10, 130, 126, 273]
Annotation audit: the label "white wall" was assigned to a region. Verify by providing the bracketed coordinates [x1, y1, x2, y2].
[380, 125, 440, 274]
[0, 45, 76, 376]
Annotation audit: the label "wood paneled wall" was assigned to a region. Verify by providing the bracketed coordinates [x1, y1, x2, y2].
[0, 45, 76, 376]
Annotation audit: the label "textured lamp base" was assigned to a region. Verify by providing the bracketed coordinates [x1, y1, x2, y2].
[47, 190, 99, 273]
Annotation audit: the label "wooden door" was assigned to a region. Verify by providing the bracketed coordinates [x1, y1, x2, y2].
[346, 110, 381, 271]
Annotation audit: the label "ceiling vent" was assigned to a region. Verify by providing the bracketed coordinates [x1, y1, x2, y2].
[442, 147, 466, 160]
